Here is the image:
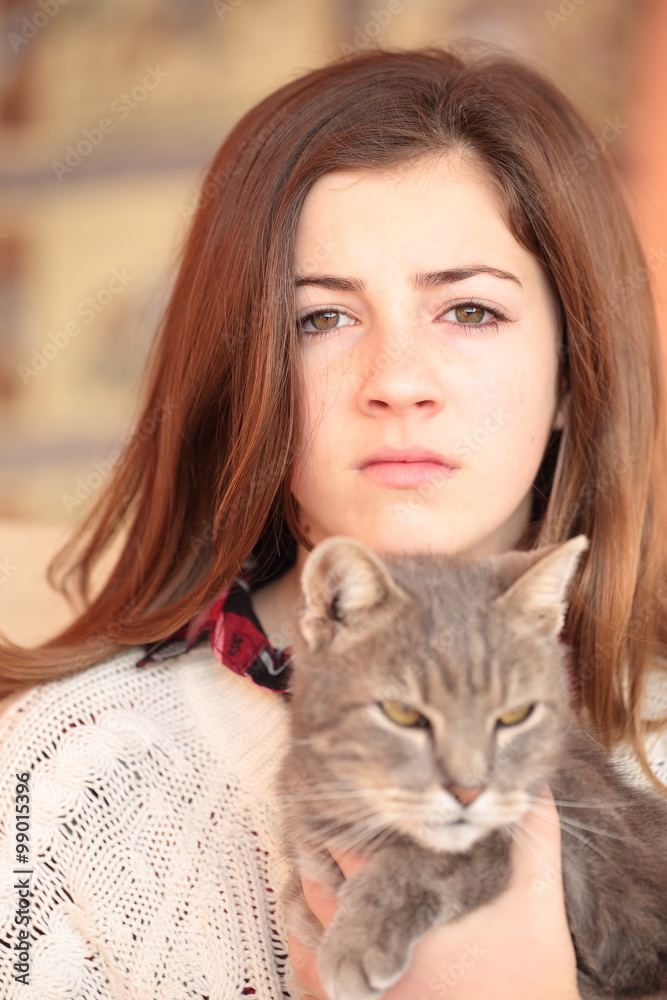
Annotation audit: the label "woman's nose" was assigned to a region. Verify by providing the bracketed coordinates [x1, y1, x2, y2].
[355, 313, 446, 416]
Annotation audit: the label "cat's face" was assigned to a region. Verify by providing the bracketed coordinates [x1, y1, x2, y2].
[288, 534, 588, 853]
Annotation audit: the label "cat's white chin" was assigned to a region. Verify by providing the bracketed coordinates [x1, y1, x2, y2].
[414, 821, 486, 853]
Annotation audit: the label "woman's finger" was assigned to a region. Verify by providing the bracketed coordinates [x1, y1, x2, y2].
[288, 931, 328, 1000]
[301, 876, 338, 928]
[300, 846, 370, 928]
[292, 850, 370, 999]
[510, 785, 566, 901]
[327, 846, 369, 879]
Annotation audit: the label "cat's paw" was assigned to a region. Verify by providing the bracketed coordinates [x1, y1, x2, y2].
[317, 930, 410, 1000]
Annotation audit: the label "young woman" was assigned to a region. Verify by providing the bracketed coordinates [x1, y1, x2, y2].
[1, 43, 666, 1000]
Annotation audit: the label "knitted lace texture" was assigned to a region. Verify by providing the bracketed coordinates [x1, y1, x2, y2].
[0, 647, 292, 999]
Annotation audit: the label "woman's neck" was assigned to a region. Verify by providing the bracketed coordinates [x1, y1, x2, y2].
[249, 555, 306, 649]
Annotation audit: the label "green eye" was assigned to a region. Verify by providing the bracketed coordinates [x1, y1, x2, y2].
[379, 700, 429, 728]
[497, 704, 534, 727]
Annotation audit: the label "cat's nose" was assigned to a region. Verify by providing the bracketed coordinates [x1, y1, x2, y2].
[448, 783, 485, 806]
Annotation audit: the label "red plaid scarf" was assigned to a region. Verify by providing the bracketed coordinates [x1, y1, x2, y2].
[136, 565, 292, 693]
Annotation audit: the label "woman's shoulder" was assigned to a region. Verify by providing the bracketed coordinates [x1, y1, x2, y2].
[611, 654, 667, 791]
[0, 645, 293, 999]
[0, 642, 290, 784]
[642, 653, 667, 717]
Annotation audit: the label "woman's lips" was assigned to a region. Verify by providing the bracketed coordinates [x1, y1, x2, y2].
[358, 461, 458, 488]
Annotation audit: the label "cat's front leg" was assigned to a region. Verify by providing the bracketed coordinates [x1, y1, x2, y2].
[317, 857, 440, 1000]
[317, 834, 510, 1000]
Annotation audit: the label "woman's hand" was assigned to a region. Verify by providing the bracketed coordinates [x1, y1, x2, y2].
[287, 787, 582, 1000]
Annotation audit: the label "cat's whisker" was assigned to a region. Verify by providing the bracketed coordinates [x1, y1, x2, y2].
[297, 805, 392, 845]
[528, 801, 631, 844]
[524, 800, 575, 822]
[295, 822, 372, 852]
[380, 794, 428, 806]
[299, 809, 390, 854]
[508, 823, 535, 854]
[270, 778, 378, 802]
[550, 798, 635, 810]
[556, 816, 630, 847]
[331, 821, 396, 857]
[510, 822, 583, 879]
[271, 789, 371, 801]
[290, 799, 382, 828]
[309, 809, 383, 833]
[508, 823, 555, 871]
[522, 804, 615, 863]
[294, 779, 360, 786]
[556, 825, 614, 863]
[369, 791, 432, 808]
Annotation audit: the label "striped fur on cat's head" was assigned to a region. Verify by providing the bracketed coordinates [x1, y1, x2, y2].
[288, 535, 588, 854]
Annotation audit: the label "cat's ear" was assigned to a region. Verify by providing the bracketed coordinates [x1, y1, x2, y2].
[298, 535, 408, 651]
[492, 534, 589, 636]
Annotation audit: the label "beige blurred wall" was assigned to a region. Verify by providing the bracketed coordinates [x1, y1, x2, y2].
[624, 0, 667, 362]
[0, 515, 125, 647]
[0, 0, 655, 646]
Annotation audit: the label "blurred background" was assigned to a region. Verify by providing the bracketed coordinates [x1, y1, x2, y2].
[1, 0, 666, 645]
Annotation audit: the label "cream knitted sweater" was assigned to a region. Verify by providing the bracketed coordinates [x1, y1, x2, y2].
[0, 646, 293, 999]
[0, 645, 666, 999]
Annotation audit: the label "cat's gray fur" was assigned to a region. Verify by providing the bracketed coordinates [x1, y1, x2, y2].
[276, 534, 667, 1000]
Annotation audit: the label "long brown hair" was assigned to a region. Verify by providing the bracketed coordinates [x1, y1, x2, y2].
[3, 43, 667, 785]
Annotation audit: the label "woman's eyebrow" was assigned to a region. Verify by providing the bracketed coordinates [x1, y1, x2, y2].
[293, 265, 523, 292]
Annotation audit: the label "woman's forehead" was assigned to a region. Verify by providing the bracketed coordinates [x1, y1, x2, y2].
[293, 156, 544, 291]
[299, 150, 495, 205]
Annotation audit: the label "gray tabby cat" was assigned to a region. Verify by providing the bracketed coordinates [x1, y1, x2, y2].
[277, 533, 667, 1000]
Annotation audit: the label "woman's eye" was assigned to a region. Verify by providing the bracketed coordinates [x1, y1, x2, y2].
[297, 300, 508, 335]
[440, 301, 506, 329]
[298, 308, 355, 333]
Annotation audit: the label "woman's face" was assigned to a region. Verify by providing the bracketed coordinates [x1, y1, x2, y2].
[290, 153, 566, 560]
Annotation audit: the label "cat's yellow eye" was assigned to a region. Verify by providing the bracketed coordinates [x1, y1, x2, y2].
[497, 704, 534, 727]
[379, 700, 428, 728]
